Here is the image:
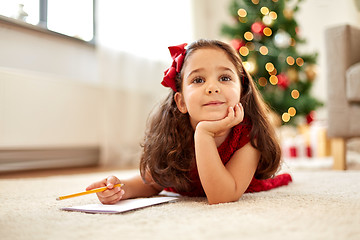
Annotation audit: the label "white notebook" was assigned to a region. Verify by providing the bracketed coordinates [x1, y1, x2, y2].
[61, 196, 179, 214]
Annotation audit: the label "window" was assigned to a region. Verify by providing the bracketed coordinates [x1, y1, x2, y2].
[97, 0, 194, 61]
[0, 0, 95, 43]
[47, 0, 94, 42]
[0, 0, 39, 25]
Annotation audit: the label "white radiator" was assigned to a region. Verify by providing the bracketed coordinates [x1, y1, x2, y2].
[0, 147, 99, 172]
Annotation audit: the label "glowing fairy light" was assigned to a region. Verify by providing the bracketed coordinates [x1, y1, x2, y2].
[244, 31, 254, 41]
[261, 7, 270, 15]
[269, 75, 278, 85]
[259, 46, 269, 55]
[243, 62, 250, 72]
[291, 89, 300, 99]
[286, 56, 295, 65]
[237, 9, 247, 17]
[269, 68, 277, 76]
[263, 27, 272, 36]
[262, 15, 273, 26]
[239, 46, 249, 56]
[258, 77, 267, 86]
[282, 112, 291, 122]
[288, 107, 296, 116]
[269, 11, 277, 20]
[265, 62, 275, 72]
[296, 57, 304, 66]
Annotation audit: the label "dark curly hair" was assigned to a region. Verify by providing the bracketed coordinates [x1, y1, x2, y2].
[140, 39, 281, 192]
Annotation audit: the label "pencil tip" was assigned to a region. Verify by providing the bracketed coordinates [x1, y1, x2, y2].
[56, 198, 60, 201]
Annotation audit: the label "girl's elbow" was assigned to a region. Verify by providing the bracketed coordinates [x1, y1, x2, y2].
[207, 193, 243, 205]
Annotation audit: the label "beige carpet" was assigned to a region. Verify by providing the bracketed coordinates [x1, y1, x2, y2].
[0, 169, 359, 240]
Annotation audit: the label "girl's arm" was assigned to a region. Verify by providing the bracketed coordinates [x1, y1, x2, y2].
[86, 174, 163, 204]
[194, 104, 260, 204]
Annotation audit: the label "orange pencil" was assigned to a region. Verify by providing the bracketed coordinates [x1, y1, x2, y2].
[56, 183, 124, 200]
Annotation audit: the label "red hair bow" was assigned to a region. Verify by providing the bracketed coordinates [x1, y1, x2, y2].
[161, 43, 187, 92]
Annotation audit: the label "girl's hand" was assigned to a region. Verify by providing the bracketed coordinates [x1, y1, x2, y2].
[86, 175, 125, 204]
[196, 103, 244, 138]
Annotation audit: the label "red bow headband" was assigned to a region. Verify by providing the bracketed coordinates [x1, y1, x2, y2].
[161, 43, 187, 92]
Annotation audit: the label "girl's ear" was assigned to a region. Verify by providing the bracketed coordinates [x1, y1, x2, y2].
[174, 92, 188, 114]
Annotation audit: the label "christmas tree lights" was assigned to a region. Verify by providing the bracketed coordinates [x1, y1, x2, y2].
[222, 0, 322, 125]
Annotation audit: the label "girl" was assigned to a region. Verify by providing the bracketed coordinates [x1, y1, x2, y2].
[87, 39, 292, 205]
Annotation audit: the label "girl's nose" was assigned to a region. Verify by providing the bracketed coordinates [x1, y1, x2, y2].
[206, 84, 220, 94]
[208, 89, 219, 94]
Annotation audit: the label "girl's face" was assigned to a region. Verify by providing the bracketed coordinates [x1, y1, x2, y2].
[175, 48, 241, 129]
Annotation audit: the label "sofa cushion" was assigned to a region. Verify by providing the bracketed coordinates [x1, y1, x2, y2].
[346, 62, 360, 102]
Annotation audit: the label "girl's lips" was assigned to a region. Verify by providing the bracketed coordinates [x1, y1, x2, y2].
[203, 101, 225, 106]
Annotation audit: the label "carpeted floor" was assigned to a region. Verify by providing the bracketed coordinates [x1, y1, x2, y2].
[0, 168, 359, 240]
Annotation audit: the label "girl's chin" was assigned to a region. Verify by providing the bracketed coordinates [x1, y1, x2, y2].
[201, 113, 228, 121]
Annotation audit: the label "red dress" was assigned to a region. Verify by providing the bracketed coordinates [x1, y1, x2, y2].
[165, 121, 292, 197]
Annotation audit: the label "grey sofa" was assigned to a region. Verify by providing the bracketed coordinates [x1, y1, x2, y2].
[325, 24, 360, 170]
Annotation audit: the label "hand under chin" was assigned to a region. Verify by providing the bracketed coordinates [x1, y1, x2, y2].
[206, 111, 229, 121]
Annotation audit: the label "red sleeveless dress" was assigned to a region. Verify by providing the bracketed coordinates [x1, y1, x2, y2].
[165, 121, 292, 197]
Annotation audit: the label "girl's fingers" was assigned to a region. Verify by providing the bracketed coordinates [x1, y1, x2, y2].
[99, 189, 125, 204]
[86, 175, 124, 204]
[86, 175, 119, 191]
[86, 178, 107, 191]
[234, 103, 244, 121]
[98, 186, 120, 198]
[106, 175, 119, 189]
[228, 106, 235, 118]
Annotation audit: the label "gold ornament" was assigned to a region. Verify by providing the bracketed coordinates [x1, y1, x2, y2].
[305, 65, 317, 81]
[283, 9, 293, 19]
[287, 67, 298, 82]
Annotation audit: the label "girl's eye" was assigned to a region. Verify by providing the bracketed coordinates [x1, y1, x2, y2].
[220, 76, 231, 82]
[192, 77, 205, 84]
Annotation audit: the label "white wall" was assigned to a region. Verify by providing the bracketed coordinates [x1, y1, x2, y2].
[0, 15, 169, 167]
[0, 20, 102, 150]
[0, 68, 103, 148]
[191, 0, 233, 40]
[0, 20, 99, 83]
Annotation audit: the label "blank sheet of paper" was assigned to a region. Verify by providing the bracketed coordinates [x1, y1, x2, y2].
[61, 196, 179, 214]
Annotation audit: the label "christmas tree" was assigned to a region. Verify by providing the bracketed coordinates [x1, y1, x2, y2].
[222, 0, 322, 125]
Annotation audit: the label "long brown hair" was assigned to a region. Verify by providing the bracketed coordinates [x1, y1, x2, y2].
[140, 39, 281, 192]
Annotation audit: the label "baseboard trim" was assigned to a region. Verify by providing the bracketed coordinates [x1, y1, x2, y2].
[0, 147, 99, 173]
